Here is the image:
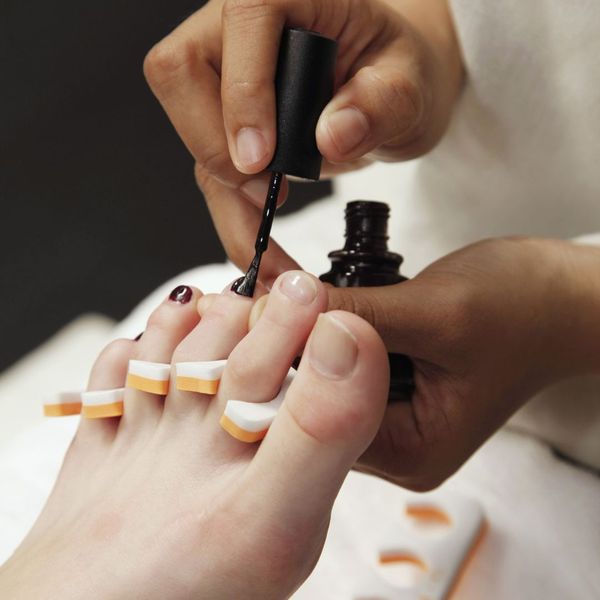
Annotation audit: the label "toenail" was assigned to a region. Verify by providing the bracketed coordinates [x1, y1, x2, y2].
[278, 271, 317, 305]
[309, 314, 358, 379]
[134, 331, 144, 341]
[169, 285, 193, 304]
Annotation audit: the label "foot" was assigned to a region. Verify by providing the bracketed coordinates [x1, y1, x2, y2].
[0, 271, 389, 600]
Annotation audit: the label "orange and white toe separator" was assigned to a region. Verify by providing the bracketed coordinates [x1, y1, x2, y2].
[175, 360, 227, 395]
[355, 492, 486, 600]
[220, 369, 296, 443]
[43, 391, 82, 417]
[126, 360, 171, 394]
[81, 388, 124, 418]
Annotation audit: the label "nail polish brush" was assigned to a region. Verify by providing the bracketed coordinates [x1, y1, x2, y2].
[232, 28, 338, 297]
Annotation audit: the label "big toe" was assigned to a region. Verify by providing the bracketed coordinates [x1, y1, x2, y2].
[242, 310, 389, 525]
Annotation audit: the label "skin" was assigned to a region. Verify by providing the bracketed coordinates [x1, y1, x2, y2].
[4, 1, 599, 596]
[0, 273, 389, 598]
[143, 0, 462, 284]
[143, 0, 600, 488]
[251, 238, 600, 490]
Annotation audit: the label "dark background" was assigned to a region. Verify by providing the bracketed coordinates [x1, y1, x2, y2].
[0, 0, 330, 371]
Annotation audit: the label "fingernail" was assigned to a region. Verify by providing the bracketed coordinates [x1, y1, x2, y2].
[240, 178, 269, 207]
[278, 271, 317, 305]
[235, 127, 268, 170]
[169, 285, 193, 304]
[309, 314, 358, 379]
[134, 331, 144, 341]
[323, 107, 369, 155]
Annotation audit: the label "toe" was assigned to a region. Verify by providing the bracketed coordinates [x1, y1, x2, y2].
[78, 338, 135, 444]
[211, 271, 327, 450]
[243, 311, 389, 525]
[164, 290, 256, 420]
[121, 285, 201, 432]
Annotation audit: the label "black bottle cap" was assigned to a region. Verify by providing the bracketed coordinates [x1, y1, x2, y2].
[267, 28, 337, 180]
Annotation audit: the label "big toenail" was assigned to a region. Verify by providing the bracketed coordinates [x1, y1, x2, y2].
[279, 271, 317, 305]
[309, 314, 358, 379]
[169, 285, 193, 304]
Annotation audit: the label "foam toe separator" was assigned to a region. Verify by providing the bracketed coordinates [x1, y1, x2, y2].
[43, 391, 83, 417]
[126, 360, 171, 394]
[175, 360, 227, 395]
[81, 388, 125, 418]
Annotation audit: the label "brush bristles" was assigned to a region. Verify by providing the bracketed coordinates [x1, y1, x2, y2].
[231, 260, 259, 297]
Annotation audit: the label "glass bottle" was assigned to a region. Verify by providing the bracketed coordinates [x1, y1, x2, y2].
[320, 200, 414, 401]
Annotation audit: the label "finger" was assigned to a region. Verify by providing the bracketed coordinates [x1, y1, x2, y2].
[220, 1, 281, 174]
[245, 310, 388, 524]
[199, 170, 300, 287]
[316, 52, 428, 163]
[220, 0, 327, 174]
[144, 4, 286, 209]
[325, 280, 447, 359]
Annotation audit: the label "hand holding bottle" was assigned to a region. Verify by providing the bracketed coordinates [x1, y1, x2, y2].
[252, 237, 600, 489]
[143, 0, 463, 286]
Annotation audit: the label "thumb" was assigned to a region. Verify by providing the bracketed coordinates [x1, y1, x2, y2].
[249, 279, 440, 358]
[316, 55, 427, 164]
[325, 282, 437, 357]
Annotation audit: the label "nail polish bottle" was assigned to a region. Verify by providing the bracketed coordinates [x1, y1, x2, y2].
[320, 200, 414, 401]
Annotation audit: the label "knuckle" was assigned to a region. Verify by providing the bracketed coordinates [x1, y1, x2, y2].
[195, 146, 233, 181]
[225, 350, 270, 390]
[193, 162, 211, 190]
[222, 78, 270, 106]
[94, 338, 133, 370]
[223, 0, 278, 22]
[358, 65, 425, 139]
[143, 39, 191, 90]
[386, 71, 424, 125]
[327, 290, 364, 321]
[146, 304, 179, 334]
[328, 290, 389, 336]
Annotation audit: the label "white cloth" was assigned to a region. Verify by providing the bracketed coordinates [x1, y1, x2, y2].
[0, 255, 599, 598]
[2, 2, 600, 596]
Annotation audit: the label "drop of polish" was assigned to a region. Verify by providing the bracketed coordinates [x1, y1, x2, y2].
[169, 285, 193, 304]
[134, 331, 144, 341]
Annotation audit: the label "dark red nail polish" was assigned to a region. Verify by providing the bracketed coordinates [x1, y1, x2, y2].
[134, 332, 144, 341]
[169, 285, 193, 304]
